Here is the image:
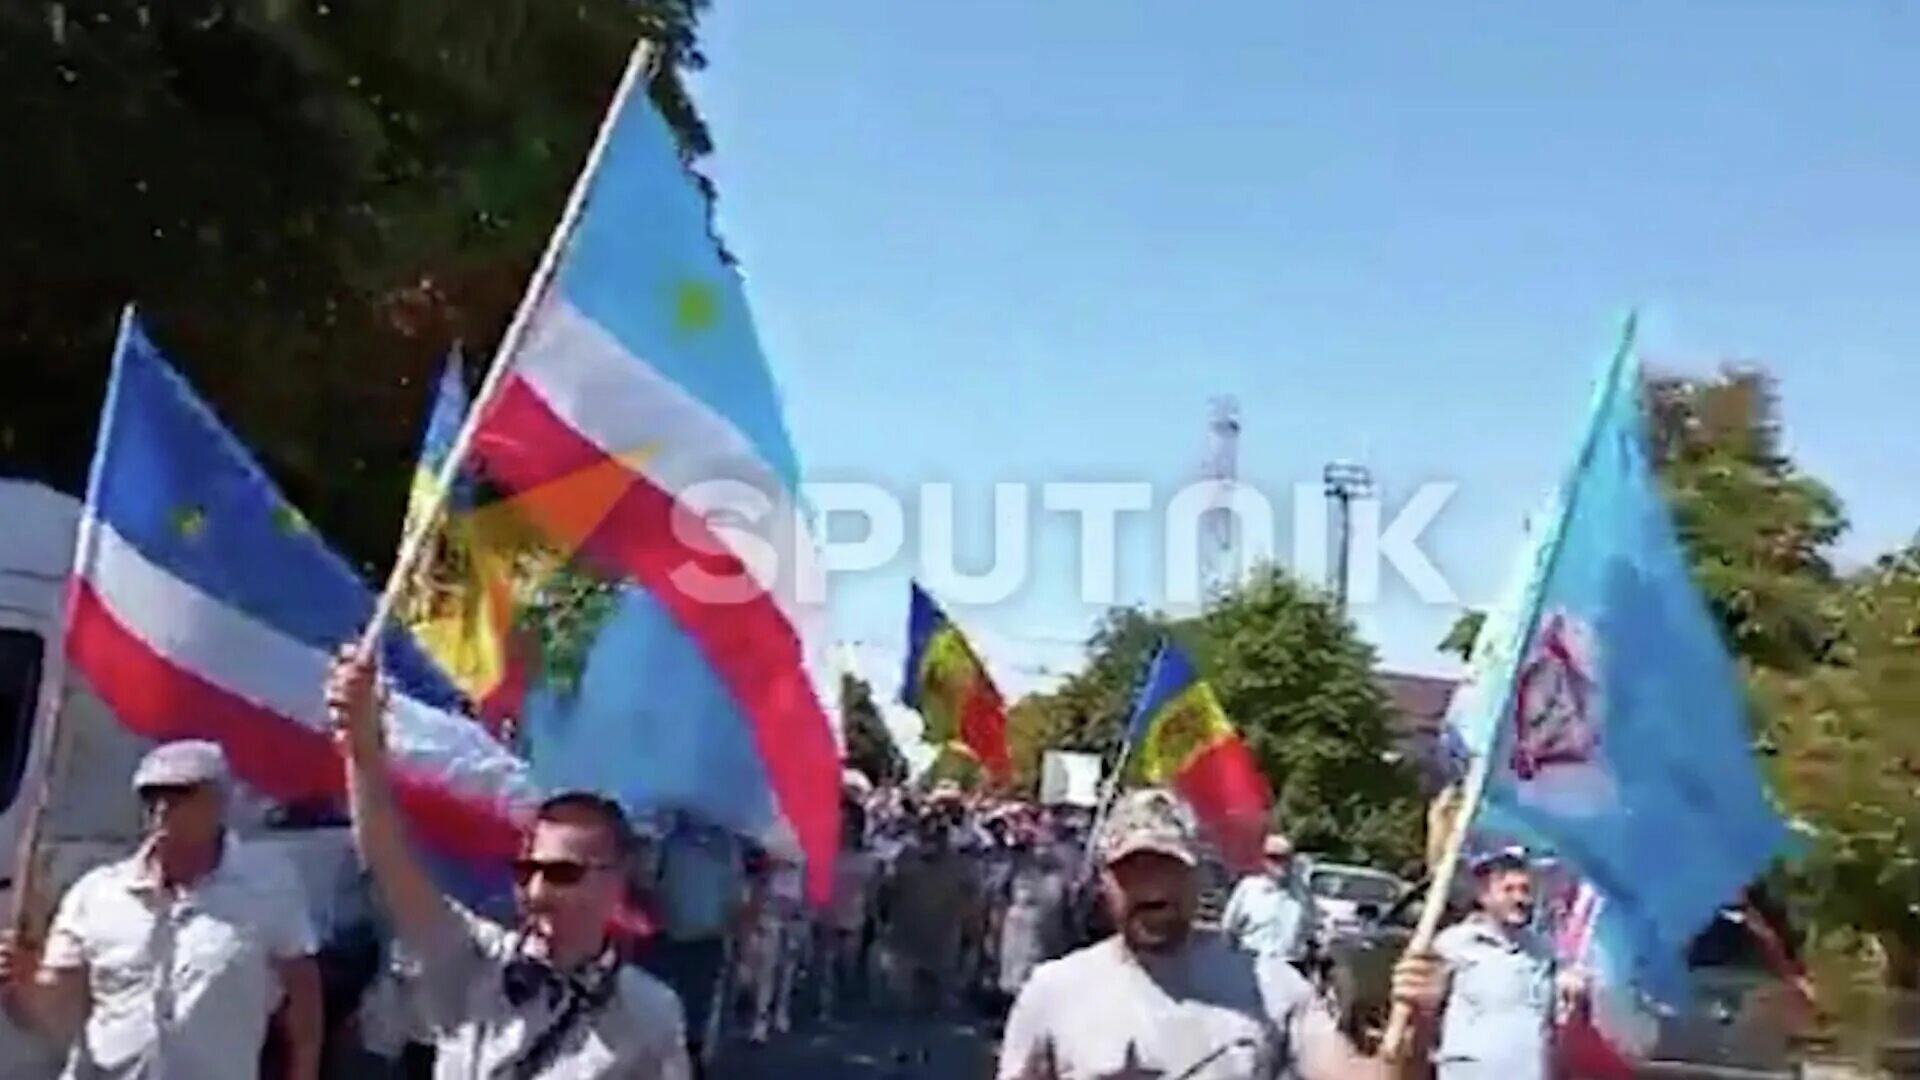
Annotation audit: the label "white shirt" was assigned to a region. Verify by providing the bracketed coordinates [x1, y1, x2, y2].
[997, 932, 1345, 1079]
[1221, 874, 1316, 961]
[409, 905, 690, 1080]
[43, 835, 318, 1080]
[1433, 916, 1556, 1080]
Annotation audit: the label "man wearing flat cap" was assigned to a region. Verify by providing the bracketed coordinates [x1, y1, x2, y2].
[999, 788, 1445, 1080]
[0, 739, 322, 1080]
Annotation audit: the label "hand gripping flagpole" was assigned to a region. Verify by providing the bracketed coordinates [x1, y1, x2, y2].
[1376, 316, 1638, 1060]
[355, 39, 658, 662]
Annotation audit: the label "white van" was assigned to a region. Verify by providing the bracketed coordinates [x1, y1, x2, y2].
[0, 478, 358, 1079]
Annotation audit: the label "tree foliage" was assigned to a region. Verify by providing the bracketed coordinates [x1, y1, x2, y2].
[840, 673, 906, 787]
[1645, 370, 1848, 671]
[1438, 610, 1484, 664]
[1011, 568, 1424, 873]
[0, 0, 713, 573]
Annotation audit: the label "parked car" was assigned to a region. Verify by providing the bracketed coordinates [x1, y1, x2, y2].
[1325, 880, 1809, 1076]
[1304, 860, 1409, 946]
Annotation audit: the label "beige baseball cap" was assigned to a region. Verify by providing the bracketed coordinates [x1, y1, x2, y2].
[1098, 788, 1199, 867]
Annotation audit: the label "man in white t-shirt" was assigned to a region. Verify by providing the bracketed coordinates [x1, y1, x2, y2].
[998, 790, 1444, 1080]
[0, 740, 322, 1080]
[1222, 833, 1319, 964]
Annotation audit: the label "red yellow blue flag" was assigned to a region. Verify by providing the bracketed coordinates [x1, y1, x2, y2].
[1125, 640, 1271, 869]
[400, 353, 531, 731]
[901, 583, 1012, 783]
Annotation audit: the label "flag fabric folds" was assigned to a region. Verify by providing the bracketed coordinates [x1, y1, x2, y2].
[1444, 317, 1791, 1001]
[465, 70, 839, 899]
[401, 353, 530, 730]
[1125, 641, 1271, 869]
[901, 583, 1012, 783]
[64, 311, 538, 885]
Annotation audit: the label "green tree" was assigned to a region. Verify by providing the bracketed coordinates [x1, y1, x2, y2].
[1755, 548, 1920, 988]
[0, 0, 713, 573]
[840, 673, 906, 787]
[1202, 568, 1424, 871]
[1016, 568, 1423, 872]
[1438, 610, 1485, 663]
[1645, 369, 1847, 671]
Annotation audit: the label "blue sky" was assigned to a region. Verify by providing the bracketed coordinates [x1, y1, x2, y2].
[689, 1, 1920, 706]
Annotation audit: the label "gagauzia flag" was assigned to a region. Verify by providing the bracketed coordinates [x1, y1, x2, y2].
[464, 63, 840, 899]
[1125, 641, 1271, 869]
[65, 312, 537, 902]
[1445, 317, 1790, 1011]
[900, 583, 1012, 783]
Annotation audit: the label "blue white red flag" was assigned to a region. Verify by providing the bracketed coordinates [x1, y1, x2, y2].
[64, 311, 538, 896]
[466, 55, 840, 899]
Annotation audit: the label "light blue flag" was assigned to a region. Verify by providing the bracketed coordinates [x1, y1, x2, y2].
[1445, 316, 1789, 1000]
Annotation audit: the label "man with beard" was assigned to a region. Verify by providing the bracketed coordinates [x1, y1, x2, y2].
[327, 650, 689, 1078]
[1432, 848, 1584, 1080]
[998, 790, 1445, 1080]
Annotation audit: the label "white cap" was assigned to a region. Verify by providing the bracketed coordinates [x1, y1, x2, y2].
[132, 740, 229, 791]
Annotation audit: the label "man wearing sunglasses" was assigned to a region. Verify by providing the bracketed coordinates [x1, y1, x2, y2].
[326, 648, 690, 1079]
[0, 739, 322, 1080]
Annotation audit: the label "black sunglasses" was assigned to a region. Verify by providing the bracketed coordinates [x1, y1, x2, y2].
[510, 858, 615, 888]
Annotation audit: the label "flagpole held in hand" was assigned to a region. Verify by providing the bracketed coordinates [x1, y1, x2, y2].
[1379, 316, 1642, 1060]
[355, 39, 658, 657]
[8, 307, 137, 941]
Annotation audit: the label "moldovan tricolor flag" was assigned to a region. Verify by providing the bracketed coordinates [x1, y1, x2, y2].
[901, 583, 1012, 783]
[464, 50, 839, 899]
[63, 311, 539, 896]
[1125, 641, 1272, 870]
[400, 352, 532, 732]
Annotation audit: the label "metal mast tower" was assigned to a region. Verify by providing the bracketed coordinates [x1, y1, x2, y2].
[1323, 460, 1374, 611]
[1199, 396, 1242, 599]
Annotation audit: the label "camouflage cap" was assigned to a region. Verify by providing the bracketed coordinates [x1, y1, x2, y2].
[1098, 788, 1199, 867]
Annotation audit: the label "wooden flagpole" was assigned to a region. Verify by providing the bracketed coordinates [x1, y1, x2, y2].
[1377, 320, 1638, 1059]
[8, 306, 137, 939]
[356, 39, 658, 659]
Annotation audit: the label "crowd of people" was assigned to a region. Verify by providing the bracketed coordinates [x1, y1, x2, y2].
[0, 651, 1597, 1080]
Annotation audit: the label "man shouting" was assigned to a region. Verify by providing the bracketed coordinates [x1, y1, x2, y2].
[999, 789, 1444, 1080]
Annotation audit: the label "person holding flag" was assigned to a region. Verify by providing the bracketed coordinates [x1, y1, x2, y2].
[326, 649, 691, 1079]
[1431, 847, 1587, 1080]
[1379, 318, 1793, 1060]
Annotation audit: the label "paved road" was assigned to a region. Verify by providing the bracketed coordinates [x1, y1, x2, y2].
[714, 1013, 999, 1080]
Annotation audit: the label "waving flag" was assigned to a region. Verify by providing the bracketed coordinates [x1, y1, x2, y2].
[400, 353, 532, 731]
[1444, 317, 1790, 1000]
[1125, 641, 1271, 869]
[901, 583, 1011, 783]
[63, 311, 538, 892]
[464, 55, 839, 899]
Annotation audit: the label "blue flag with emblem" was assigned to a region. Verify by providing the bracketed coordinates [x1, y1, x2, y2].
[1444, 316, 1790, 1000]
